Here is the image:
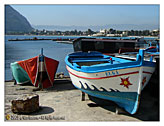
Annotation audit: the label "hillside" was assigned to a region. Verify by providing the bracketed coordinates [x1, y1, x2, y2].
[5, 5, 33, 33]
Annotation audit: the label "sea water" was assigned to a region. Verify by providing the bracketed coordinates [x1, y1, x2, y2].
[5, 35, 158, 81]
[5, 35, 75, 81]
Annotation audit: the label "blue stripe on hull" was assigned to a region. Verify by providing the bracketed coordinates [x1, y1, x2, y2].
[73, 84, 139, 114]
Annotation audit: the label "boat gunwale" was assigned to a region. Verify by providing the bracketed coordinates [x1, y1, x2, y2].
[65, 56, 155, 74]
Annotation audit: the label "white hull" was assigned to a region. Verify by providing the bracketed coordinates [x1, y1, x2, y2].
[67, 66, 155, 93]
[65, 49, 157, 114]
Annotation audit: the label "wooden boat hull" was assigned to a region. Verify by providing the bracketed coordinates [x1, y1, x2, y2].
[65, 50, 156, 114]
[66, 65, 155, 114]
[11, 62, 31, 84]
[11, 55, 59, 88]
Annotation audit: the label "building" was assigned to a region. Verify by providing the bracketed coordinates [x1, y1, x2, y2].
[151, 29, 159, 36]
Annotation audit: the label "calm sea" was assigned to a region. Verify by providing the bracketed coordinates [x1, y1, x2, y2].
[5, 35, 158, 81]
[5, 35, 80, 81]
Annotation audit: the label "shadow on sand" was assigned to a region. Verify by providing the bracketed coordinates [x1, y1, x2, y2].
[30, 106, 55, 115]
[87, 85, 159, 121]
[13, 78, 77, 92]
[45, 79, 77, 91]
[16, 106, 55, 116]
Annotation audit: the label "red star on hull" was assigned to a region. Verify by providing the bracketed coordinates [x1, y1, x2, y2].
[120, 77, 132, 89]
[142, 77, 147, 86]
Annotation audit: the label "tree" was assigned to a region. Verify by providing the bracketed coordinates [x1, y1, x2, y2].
[143, 30, 150, 36]
[74, 29, 77, 35]
[116, 30, 122, 34]
[134, 30, 139, 36]
[131, 30, 134, 35]
[109, 28, 113, 33]
[87, 29, 93, 35]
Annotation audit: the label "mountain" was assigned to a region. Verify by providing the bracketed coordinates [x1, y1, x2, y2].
[5, 5, 33, 33]
[32, 24, 159, 31]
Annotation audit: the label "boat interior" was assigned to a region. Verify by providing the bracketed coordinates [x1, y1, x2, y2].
[68, 52, 133, 68]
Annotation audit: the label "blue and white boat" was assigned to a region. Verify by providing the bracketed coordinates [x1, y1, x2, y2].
[65, 48, 158, 114]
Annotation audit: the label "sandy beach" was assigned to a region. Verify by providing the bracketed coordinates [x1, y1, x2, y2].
[4, 76, 159, 122]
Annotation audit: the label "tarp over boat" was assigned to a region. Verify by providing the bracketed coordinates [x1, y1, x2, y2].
[11, 55, 59, 89]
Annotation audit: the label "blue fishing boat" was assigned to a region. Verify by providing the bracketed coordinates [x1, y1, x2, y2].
[65, 48, 158, 114]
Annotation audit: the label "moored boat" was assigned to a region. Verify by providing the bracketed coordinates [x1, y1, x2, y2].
[11, 48, 59, 89]
[65, 49, 158, 114]
[73, 37, 147, 54]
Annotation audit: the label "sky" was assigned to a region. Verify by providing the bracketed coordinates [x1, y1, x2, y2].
[11, 4, 159, 27]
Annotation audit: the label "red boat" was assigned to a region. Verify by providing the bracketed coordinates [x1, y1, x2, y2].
[11, 48, 59, 89]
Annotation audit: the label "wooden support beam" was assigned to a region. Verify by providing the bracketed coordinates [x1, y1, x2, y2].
[81, 92, 85, 101]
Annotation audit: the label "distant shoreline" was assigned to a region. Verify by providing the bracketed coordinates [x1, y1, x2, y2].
[5, 35, 159, 38]
[127, 36, 158, 38]
[5, 35, 88, 37]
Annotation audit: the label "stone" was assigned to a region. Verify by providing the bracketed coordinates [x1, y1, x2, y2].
[115, 107, 127, 115]
[11, 93, 39, 114]
[56, 72, 64, 79]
